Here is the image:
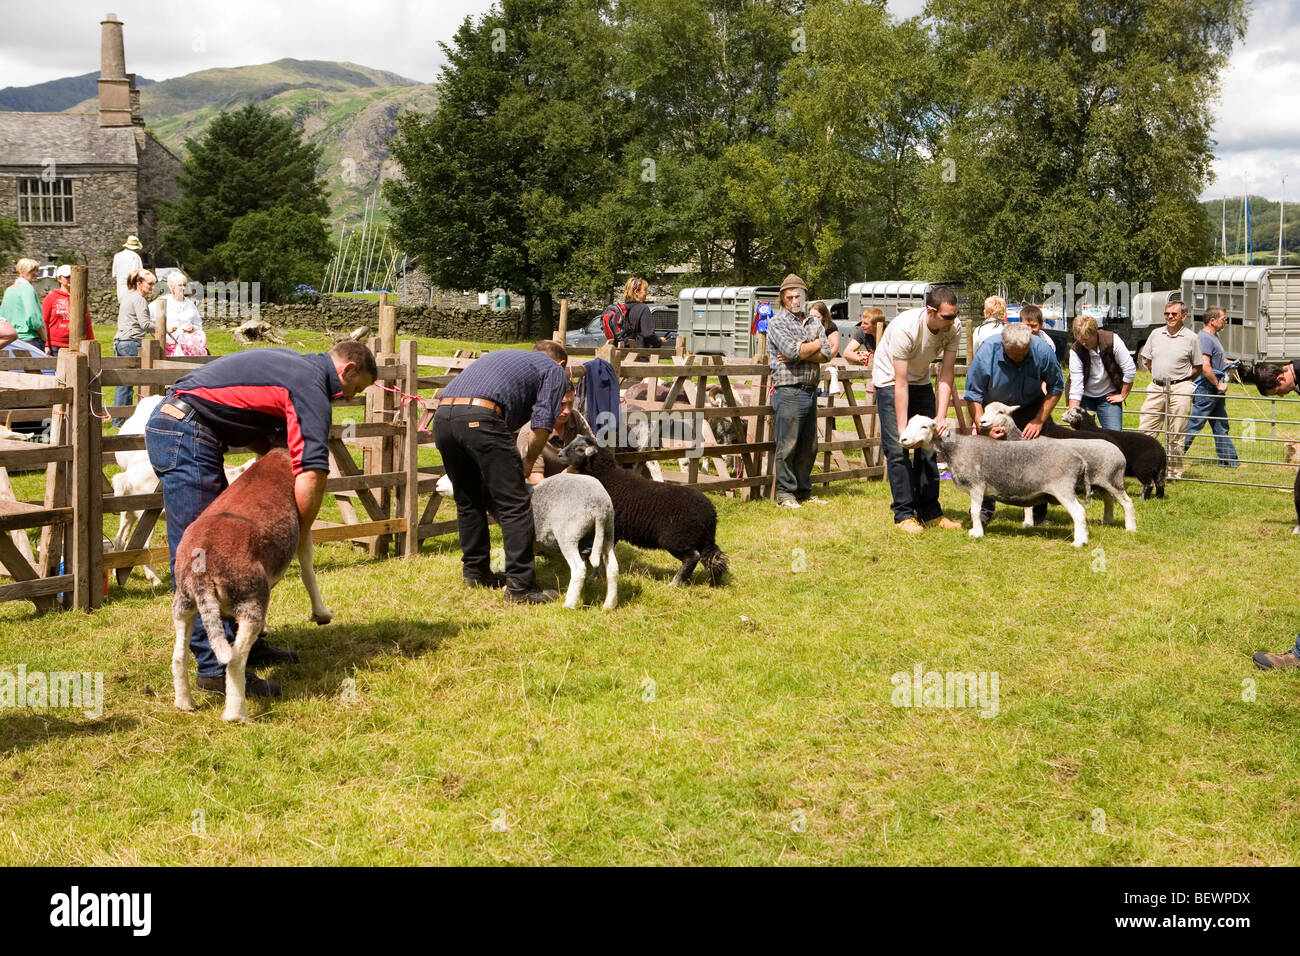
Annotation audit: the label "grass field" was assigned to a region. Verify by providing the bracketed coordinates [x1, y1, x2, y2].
[1, 329, 1299, 865]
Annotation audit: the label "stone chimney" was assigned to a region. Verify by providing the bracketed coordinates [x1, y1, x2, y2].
[98, 13, 134, 127]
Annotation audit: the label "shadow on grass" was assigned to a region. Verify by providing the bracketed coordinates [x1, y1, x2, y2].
[0, 713, 138, 758]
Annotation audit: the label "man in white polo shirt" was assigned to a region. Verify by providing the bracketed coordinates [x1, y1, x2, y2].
[873, 286, 963, 533]
[1138, 300, 1200, 479]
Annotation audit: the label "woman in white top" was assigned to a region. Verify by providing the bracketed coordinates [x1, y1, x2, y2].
[150, 271, 207, 356]
[971, 295, 1006, 357]
[1067, 313, 1135, 431]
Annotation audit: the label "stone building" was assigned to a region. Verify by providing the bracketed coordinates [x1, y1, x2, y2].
[0, 13, 181, 286]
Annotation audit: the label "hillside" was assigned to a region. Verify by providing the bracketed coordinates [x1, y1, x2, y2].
[0, 71, 156, 112]
[1201, 195, 1300, 263]
[59, 59, 437, 229]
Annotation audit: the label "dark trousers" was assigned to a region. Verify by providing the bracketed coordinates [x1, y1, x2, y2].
[144, 403, 237, 678]
[434, 405, 537, 591]
[982, 397, 1047, 521]
[876, 382, 942, 523]
[772, 385, 820, 502]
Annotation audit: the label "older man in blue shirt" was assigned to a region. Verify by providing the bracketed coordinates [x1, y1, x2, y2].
[964, 321, 1065, 522]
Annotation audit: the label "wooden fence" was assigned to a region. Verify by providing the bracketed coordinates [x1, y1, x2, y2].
[0, 335, 884, 614]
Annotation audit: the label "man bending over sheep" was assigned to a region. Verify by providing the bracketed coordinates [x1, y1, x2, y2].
[964, 319, 1065, 525]
[145, 341, 377, 699]
[873, 286, 964, 533]
[434, 341, 570, 604]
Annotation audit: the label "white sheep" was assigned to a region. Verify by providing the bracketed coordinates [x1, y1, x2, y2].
[899, 415, 1094, 546]
[977, 402, 1137, 534]
[436, 472, 618, 609]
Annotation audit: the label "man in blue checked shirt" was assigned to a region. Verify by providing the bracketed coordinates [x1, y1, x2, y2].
[766, 274, 832, 509]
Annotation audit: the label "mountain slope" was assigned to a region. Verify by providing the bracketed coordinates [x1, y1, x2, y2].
[0, 71, 156, 111]
[60, 59, 436, 230]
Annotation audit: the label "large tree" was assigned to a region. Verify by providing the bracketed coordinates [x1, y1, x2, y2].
[159, 103, 331, 285]
[910, 0, 1248, 302]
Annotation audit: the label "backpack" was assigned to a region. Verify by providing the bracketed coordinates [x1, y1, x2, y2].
[600, 302, 636, 344]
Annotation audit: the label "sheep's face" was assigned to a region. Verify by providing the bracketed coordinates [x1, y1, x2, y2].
[898, 416, 938, 450]
[978, 402, 1019, 432]
[1060, 406, 1083, 428]
[556, 435, 600, 468]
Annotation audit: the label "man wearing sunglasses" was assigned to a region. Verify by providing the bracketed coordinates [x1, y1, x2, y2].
[1137, 301, 1200, 480]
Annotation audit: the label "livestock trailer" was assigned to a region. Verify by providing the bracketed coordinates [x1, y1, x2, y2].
[1181, 266, 1300, 361]
[676, 286, 783, 357]
[1115, 289, 1181, 353]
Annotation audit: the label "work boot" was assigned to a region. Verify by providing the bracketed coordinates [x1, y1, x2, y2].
[895, 518, 925, 534]
[1253, 649, 1300, 671]
[247, 637, 299, 666]
[464, 572, 508, 589]
[195, 673, 282, 697]
[505, 588, 559, 605]
[924, 516, 962, 531]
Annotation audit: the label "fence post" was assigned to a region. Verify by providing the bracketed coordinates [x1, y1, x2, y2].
[65, 350, 99, 610]
[400, 339, 421, 556]
[69, 265, 87, 350]
[81, 339, 104, 609]
[139, 336, 159, 399]
[379, 304, 397, 355]
[555, 298, 569, 344]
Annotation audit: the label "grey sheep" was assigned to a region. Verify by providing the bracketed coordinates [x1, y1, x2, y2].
[899, 416, 1095, 547]
[977, 402, 1137, 534]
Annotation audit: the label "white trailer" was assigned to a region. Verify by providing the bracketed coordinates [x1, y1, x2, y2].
[676, 286, 782, 357]
[1181, 266, 1300, 361]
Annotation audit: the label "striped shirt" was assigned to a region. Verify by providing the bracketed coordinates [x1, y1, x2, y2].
[439, 349, 569, 432]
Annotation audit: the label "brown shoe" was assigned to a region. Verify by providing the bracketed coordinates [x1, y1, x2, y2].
[896, 518, 925, 534]
[924, 516, 962, 531]
[1253, 649, 1300, 670]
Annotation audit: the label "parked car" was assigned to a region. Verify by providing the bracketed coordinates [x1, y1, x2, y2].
[566, 303, 678, 349]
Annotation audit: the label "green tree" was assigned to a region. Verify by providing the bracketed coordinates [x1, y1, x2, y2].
[213, 205, 333, 301]
[0, 215, 22, 260]
[911, 0, 1248, 303]
[159, 103, 330, 282]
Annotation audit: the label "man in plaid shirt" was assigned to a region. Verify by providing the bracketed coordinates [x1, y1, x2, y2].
[766, 274, 831, 508]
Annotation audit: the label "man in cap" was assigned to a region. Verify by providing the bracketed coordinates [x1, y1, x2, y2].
[112, 235, 143, 304]
[766, 274, 831, 509]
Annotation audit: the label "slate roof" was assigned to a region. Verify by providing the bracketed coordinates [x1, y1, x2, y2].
[0, 112, 138, 167]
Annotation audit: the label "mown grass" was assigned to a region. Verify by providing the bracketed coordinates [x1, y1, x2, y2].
[1, 329, 1299, 865]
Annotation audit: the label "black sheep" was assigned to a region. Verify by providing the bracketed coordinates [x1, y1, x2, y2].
[557, 435, 728, 586]
[1058, 407, 1168, 499]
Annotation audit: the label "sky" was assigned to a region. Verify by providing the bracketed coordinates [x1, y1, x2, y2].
[0, 0, 1293, 202]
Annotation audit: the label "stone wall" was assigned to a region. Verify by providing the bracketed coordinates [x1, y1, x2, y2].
[85, 287, 599, 343]
[0, 169, 138, 286]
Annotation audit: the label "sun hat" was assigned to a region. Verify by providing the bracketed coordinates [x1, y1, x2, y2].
[123, 236, 143, 251]
[54, 264, 72, 278]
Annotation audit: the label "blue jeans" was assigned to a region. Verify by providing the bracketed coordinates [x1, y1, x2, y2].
[771, 385, 820, 502]
[1079, 393, 1123, 431]
[112, 338, 141, 425]
[1183, 385, 1238, 465]
[144, 404, 237, 678]
[876, 382, 941, 524]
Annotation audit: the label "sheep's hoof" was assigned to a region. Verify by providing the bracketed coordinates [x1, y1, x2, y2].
[174, 698, 197, 712]
[1072, 539, 1087, 548]
[311, 611, 333, 626]
[968, 528, 984, 539]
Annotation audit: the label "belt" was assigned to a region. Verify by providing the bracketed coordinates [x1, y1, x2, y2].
[777, 382, 819, 393]
[1154, 375, 1197, 387]
[158, 396, 197, 421]
[440, 396, 504, 415]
